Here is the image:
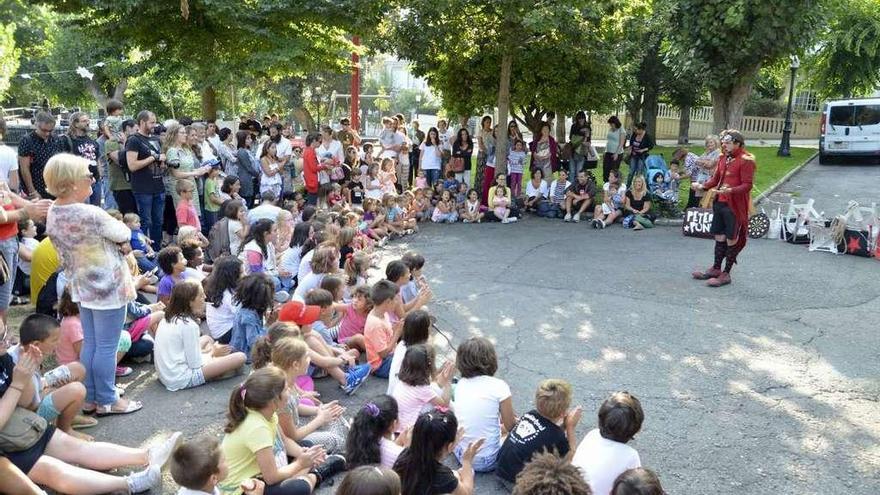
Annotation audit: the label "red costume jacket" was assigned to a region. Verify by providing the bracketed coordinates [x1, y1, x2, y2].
[703, 147, 755, 247]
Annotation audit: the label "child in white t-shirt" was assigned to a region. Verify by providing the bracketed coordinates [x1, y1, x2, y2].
[571, 391, 644, 495]
[452, 337, 516, 472]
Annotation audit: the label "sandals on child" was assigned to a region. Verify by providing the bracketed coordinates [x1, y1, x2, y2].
[96, 399, 143, 417]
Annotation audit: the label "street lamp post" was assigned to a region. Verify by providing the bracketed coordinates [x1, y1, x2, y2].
[778, 55, 800, 157]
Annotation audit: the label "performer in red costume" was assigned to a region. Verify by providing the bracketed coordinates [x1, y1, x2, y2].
[690, 130, 755, 287]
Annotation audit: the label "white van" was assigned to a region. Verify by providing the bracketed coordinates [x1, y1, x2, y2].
[819, 97, 880, 164]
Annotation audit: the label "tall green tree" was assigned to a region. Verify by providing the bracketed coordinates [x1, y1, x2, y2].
[669, 0, 822, 132]
[0, 24, 19, 99]
[808, 0, 880, 100]
[387, 0, 621, 184]
[40, 0, 393, 119]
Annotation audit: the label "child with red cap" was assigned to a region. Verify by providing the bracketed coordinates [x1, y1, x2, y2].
[279, 299, 370, 395]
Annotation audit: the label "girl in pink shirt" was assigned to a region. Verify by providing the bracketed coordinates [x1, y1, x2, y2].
[391, 344, 453, 433]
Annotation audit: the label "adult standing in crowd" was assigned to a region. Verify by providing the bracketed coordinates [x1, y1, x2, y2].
[419, 127, 443, 187]
[626, 122, 654, 188]
[59, 111, 101, 206]
[569, 111, 592, 180]
[105, 118, 139, 215]
[603, 116, 627, 182]
[99, 99, 125, 210]
[45, 153, 142, 415]
[0, 184, 50, 322]
[0, 118, 19, 189]
[192, 122, 216, 163]
[318, 125, 345, 183]
[438, 118, 454, 174]
[530, 122, 558, 181]
[165, 123, 208, 211]
[18, 111, 60, 200]
[126, 111, 166, 251]
[477, 116, 494, 205]
[235, 130, 260, 208]
[337, 117, 362, 151]
[216, 127, 238, 177]
[506, 121, 524, 153]
[452, 127, 474, 188]
[408, 120, 425, 186]
[683, 135, 721, 208]
[206, 120, 222, 155]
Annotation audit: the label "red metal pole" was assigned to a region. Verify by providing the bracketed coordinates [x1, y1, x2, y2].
[351, 36, 360, 131]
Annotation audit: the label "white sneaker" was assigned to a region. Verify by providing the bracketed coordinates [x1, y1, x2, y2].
[573, 213, 581, 223]
[564, 213, 572, 222]
[149, 431, 182, 470]
[501, 217, 510, 224]
[508, 217, 518, 223]
[462, 219, 471, 223]
[126, 466, 160, 493]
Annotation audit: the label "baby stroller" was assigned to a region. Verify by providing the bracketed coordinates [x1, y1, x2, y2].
[645, 155, 680, 217]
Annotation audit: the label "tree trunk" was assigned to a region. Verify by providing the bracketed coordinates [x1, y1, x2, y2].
[112, 79, 128, 102]
[201, 86, 217, 120]
[555, 114, 566, 143]
[710, 81, 753, 133]
[642, 83, 659, 138]
[494, 51, 513, 177]
[678, 104, 691, 144]
[291, 106, 317, 133]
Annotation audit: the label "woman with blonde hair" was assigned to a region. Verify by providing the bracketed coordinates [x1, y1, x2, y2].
[44, 153, 142, 415]
[623, 175, 653, 231]
[686, 134, 721, 207]
[163, 123, 209, 210]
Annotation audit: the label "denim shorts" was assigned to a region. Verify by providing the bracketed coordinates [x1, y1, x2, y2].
[37, 393, 61, 422]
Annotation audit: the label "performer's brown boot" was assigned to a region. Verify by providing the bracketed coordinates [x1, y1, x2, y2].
[707, 272, 731, 287]
[692, 267, 722, 280]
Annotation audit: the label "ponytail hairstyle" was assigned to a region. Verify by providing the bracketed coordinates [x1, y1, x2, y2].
[224, 366, 287, 433]
[240, 218, 274, 257]
[251, 321, 301, 369]
[203, 256, 242, 308]
[344, 251, 371, 287]
[397, 344, 434, 387]
[392, 409, 458, 495]
[345, 395, 400, 469]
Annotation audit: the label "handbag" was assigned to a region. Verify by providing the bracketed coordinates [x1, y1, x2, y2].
[682, 190, 716, 239]
[0, 250, 9, 285]
[0, 407, 48, 452]
[449, 157, 465, 173]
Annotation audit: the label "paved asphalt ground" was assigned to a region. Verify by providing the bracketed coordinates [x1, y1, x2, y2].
[82, 155, 878, 495]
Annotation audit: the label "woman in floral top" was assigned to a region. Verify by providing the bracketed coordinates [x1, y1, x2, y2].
[45, 153, 142, 416]
[529, 122, 558, 180]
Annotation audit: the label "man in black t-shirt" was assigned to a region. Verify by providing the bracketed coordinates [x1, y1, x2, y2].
[563, 171, 597, 223]
[59, 111, 101, 205]
[125, 110, 166, 251]
[17, 112, 60, 199]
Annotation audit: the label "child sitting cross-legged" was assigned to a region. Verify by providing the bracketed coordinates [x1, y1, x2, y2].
[496, 379, 584, 483]
[452, 337, 517, 473]
[571, 391, 644, 495]
[390, 344, 454, 434]
[277, 299, 371, 395]
[345, 394, 408, 469]
[153, 280, 247, 392]
[336, 284, 371, 352]
[386, 310, 431, 395]
[230, 274, 276, 359]
[157, 245, 188, 306]
[170, 436, 265, 495]
[219, 367, 346, 495]
[251, 332, 348, 455]
[392, 408, 484, 495]
[511, 452, 592, 495]
[8, 313, 92, 439]
[364, 280, 403, 378]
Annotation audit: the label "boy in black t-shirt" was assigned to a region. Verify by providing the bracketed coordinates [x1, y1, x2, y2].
[496, 378, 583, 483]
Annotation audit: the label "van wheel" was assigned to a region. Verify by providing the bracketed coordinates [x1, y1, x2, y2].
[818, 153, 832, 165]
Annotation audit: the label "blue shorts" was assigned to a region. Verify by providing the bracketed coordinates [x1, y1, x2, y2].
[373, 355, 393, 378]
[37, 394, 61, 422]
